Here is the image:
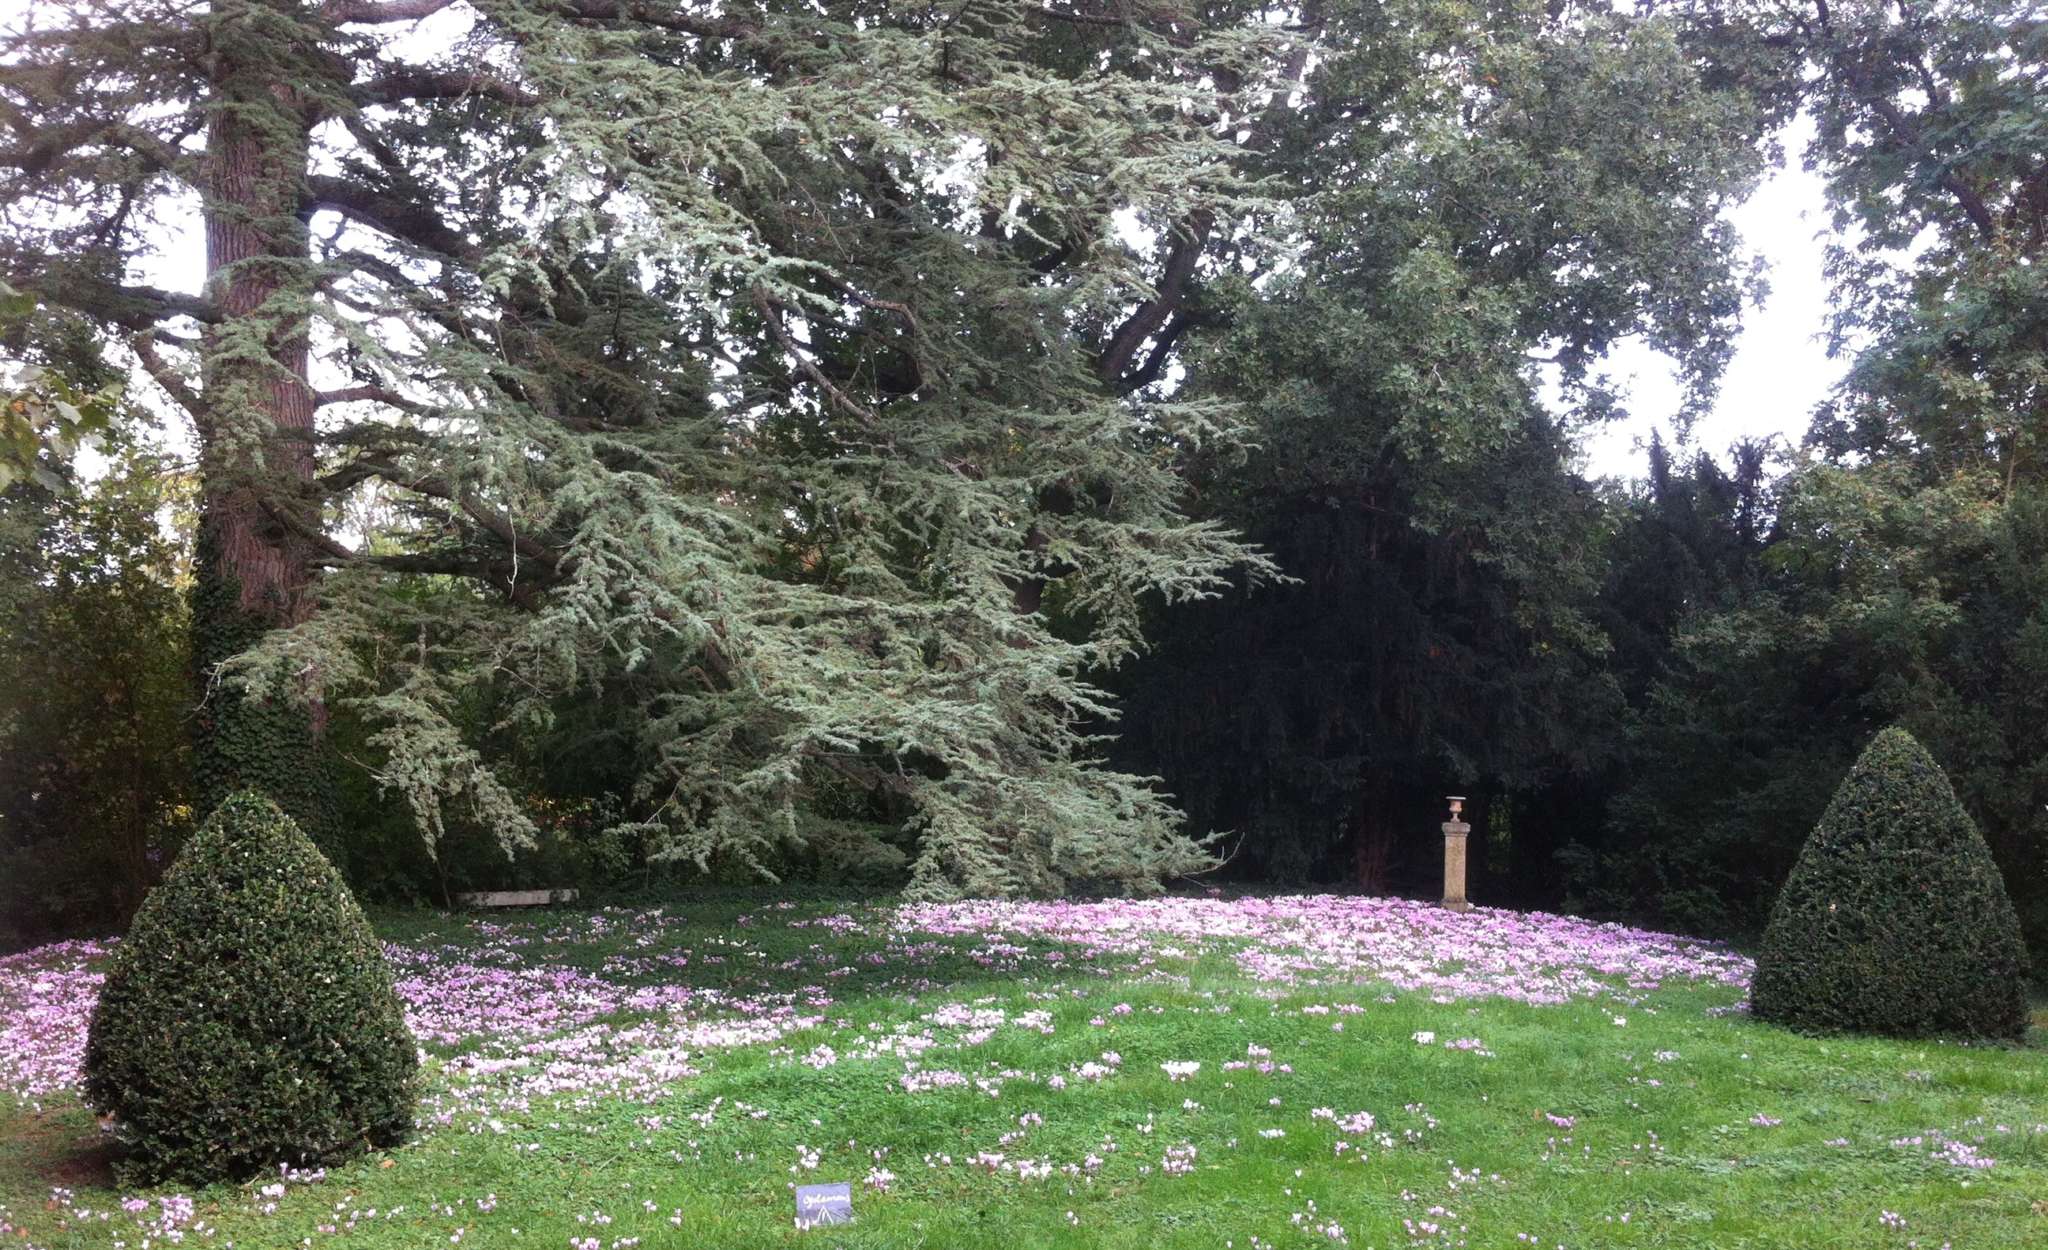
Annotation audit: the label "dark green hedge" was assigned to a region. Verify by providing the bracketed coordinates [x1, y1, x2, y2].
[1752, 728, 2029, 1040]
[83, 791, 417, 1183]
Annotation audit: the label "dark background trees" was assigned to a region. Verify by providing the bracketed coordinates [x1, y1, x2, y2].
[1108, 0, 1790, 900]
[1563, 0, 2048, 966]
[0, 438, 193, 946]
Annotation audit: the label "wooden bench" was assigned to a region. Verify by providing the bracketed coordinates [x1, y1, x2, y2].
[453, 888, 580, 908]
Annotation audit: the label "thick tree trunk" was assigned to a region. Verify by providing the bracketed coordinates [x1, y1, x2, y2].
[199, 73, 316, 621]
[1352, 775, 1392, 894]
[186, 27, 338, 845]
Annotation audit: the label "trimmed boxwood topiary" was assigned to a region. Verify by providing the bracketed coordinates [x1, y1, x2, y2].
[83, 791, 417, 1183]
[1751, 727, 2029, 1040]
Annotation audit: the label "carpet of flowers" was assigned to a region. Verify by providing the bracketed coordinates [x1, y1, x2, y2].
[1, 895, 2041, 1249]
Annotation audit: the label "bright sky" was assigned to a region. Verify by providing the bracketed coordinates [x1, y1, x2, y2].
[1576, 117, 1844, 480]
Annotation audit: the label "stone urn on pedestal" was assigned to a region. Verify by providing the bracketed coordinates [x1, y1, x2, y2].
[1441, 796, 1473, 912]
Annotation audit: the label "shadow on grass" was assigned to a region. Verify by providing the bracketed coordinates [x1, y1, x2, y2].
[372, 892, 1181, 1040]
[0, 1106, 117, 1192]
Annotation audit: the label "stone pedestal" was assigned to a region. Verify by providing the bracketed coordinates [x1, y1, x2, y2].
[1441, 819, 1472, 912]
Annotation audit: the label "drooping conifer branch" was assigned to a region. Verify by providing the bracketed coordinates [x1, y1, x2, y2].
[4, 0, 1284, 893]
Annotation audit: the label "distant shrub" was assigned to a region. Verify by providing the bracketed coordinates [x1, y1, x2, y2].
[82, 792, 417, 1182]
[1752, 728, 2029, 1039]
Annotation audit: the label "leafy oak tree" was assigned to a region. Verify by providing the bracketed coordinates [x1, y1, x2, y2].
[1114, 0, 1796, 890]
[2, 0, 1300, 894]
[1593, 0, 2048, 954]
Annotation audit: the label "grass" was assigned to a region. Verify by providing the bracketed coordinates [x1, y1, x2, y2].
[2, 892, 2045, 1249]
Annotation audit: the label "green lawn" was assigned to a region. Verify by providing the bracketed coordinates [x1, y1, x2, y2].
[2, 894, 2044, 1249]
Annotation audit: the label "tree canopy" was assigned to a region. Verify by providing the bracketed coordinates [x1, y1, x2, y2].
[1, 0, 2041, 960]
[1114, 0, 1791, 887]
[5, 0, 1304, 895]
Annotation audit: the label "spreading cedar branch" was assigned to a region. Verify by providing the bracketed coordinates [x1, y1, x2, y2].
[0, 0, 1300, 895]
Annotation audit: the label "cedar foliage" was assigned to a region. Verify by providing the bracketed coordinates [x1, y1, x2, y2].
[82, 792, 416, 1182]
[1, 0, 1285, 898]
[1751, 729, 2029, 1039]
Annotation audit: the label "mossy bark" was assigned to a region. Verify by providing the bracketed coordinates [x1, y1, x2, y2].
[189, 520, 340, 857]
[185, 2, 337, 847]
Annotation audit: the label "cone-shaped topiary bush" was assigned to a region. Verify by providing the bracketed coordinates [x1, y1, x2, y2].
[83, 791, 417, 1183]
[1752, 727, 2029, 1039]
